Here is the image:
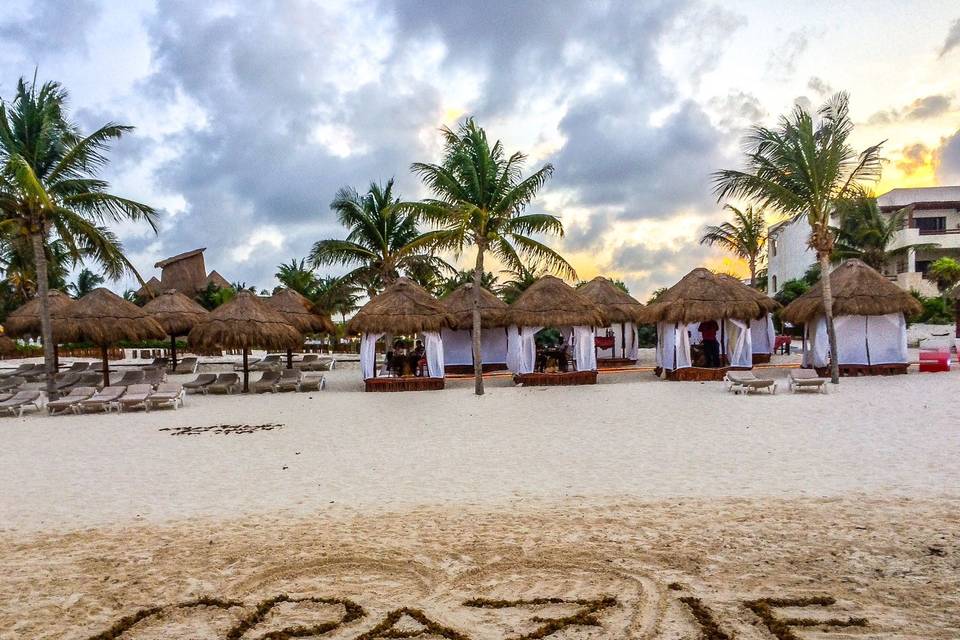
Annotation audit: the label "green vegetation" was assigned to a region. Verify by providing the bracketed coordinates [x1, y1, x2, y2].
[832, 196, 936, 270]
[699, 204, 768, 286]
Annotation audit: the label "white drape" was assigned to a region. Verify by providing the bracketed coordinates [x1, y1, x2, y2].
[725, 318, 753, 367]
[866, 313, 908, 364]
[360, 332, 384, 379]
[440, 328, 473, 366]
[604, 322, 639, 360]
[480, 328, 509, 364]
[657, 321, 691, 370]
[750, 314, 775, 355]
[687, 322, 703, 345]
[804, 313, 908, 367]
[423, 331, 444, 378]
[802, 316, 830, 368]
[835, 315, 869, 365]
[516, 326, 543, 374]
[573, 325, 597, 371]
[506, 325, 521, 373]
[627, 322, 639, 360]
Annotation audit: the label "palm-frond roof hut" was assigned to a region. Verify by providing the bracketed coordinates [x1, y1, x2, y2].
[268, 288, 336, 334]
[346, 278, 451, 335]
[782, 259, 922, 323]
[506, 275, 605, 328]
[644, 268, 777, 324]
[188, 290, 302, 351]
[4, 290, 76, 339]
[0, 336, 16, 356]
[142, 290, 209, 337]
[577, 277, 646, 324]
[440, 283, 509, 329]
[134, 276, 162, 300]
[57, 288, 166, 345]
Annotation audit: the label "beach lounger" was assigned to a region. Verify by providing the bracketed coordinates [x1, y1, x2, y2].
[54, 372, 83, 391]
[114, 370, 145, 387]
[250, 355, 282, 371]
[75, 386, 126, 413]
[142, 367, 165, 388]
[183, 373, 217, 393]
[724, 371, 777, 395]
[0, 376, 26, 392]
[299, 374, 326, 392]
[253, 370, 281, 393]
[174, 356, 198, 374]
[0, 363, 36, 379]
[206, 373, 240, 394]
[275, 368, 302, 392]
[118, 384, 154, 412]
[0, 390, 43, 417]
[70, 372, 104, 391]
[299, 354, 336, 371]
[46, 387, 97, 415]
[149, 357, 169, 369]
[63, 362, 92, 374]
[24, 364, 52, 382]
[146, 383, 185, 410]
[788, 369, 829, 393]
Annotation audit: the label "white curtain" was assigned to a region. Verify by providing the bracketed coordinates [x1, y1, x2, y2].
[480, 327, 509, 364]
[725, 318, 753, 367]
[573, 325, 597, 371]
[506, 325, 521, 373]
[866, 313, 908, 364]
[508, 326, 543, 374]
[657, 321, 691, 370]
[440, 328, 473, 366]
[627, 322, 639, 360]
[360, 332, 384, 380]
[835, 315, 869, 365]
[802, 316, 829, 368]
[423, 331, 444, 378]
[687, 322, 703, 345]
[608, 322, 639, 360]
[750, 314, 775, 355]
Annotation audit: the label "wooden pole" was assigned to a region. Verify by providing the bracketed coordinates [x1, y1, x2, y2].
[242, 348, 249, 393]
[170, 335, 178, 371]
[100, 345, 110, 388]
[286, 348, 293, 369]
[53, 343, 59, 371]
[621, 323, 626, 359]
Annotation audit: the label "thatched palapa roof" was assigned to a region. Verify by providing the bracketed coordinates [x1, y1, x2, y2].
[59, 288, 167, 345]
[346, 278, 451, 335]
[644, 268, 778, 324]
[441, 283, 509, 330]
[577, 276, 646, 324]
[507, 275, 604, 327]
[142, 289, 209, 336]
[0, 336, 17, 356]
[268, 288, 336, 334]
[188, 290, 302, 350]
[135, 276, 162, 300]
[4, 290, 76, 339]
[781, 259, 922, 323]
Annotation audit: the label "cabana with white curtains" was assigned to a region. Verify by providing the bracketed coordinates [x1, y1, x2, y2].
[749, 313, 777, 359]
[680, 318, 754, 368]
[577, 276, 646, 363]
[506, 324, 598, 374]
[801, 313, 908, 368]
[439, 283, 511, 372]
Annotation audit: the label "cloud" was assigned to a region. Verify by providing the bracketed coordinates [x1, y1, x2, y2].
[766, 29, 810, 79]
[935, 129, 960, 183]
[807, 76, 833, 98]
[941, 18, 960, 57]
[0, 0, 101, 58]
[896, 143, 935, 176]
[867, 94, 954, 125]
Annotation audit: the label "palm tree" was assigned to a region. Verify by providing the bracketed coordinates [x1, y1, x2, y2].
[67, 267, 104, 299]
[927, 257, 960, 293]
[0, 77, 156, 396]
[712, 92, 884, 383]
[499, 262, 550, 304]
[832, 197, 937, 271]
[313, 275, 359, 324]
[309, 178, 450, 298]
[275, 257, 318, 298]
[699, 204, 768, 287]
[438, 269, 498, 298]
[407, 118, 574, 395]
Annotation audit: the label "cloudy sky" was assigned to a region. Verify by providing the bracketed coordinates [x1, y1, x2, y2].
[2, 0, 960, 299]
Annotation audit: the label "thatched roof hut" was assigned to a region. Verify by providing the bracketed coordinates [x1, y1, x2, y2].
[507, 275, 604, 327]
[440, 283, 509, 330]
[142, 290, 209, 337]
[4, 290, 76, 338]
[346, 278, 451, 335]
[0, 336, 16, 356]
[188, 290, 302, 351]
[577, 277, 646, 324]
[135, 276, 162, 300]
[643, 268, 777, 324]
[60, 288, 167, 345]
[782, 259, 922, 323]
[268, 288, 336, 334]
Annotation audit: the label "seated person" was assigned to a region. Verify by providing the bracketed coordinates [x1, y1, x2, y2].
[413, 340, 427, 376]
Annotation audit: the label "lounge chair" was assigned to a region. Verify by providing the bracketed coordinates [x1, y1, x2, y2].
[54, 372, 82, 391]
[299, 374, 326, 392]
[147, 383, 185, 410]
[206, 373, 240, 394]
[0, 376, 26, 392]
[0, 363, 36, 379]
[183, 373, 217, 393]
[114, 370, 145, 387]
[174, 356, 198, 374]
[142, 367, 165, 388]
[47, 387, 97, 415]
[788, 369, 829, 393]
[118, 384, 154, 412]
[0, 390, 43, 417]
[24, 364, 52, 382]
[149, 357, 169, 369]
[299, 354, 336, 371]
[253, 370, 281, 393]
[70, 372, 105, 390]
[724, 371, 777, 395]
[63, 362, 92, 374]
[275, 368, 302, 392]
[75, 386, 126, 413]
[250, 354, 282, 371]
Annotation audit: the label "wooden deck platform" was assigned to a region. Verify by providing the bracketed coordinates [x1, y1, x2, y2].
[514, 370, 598, 386]
[815, 363, 909, 377]
[597, 357, 637, 369]
[364, 377, 445, 392]
[444, 363, 508, 375]
[656, 366, 751, 381]
[751, 353, 772, 364]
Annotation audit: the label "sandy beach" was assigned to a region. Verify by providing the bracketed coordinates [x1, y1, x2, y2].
[2, 363, 959, 638]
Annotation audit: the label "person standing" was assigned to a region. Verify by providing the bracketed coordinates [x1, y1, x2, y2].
[699, 319, 721, 367]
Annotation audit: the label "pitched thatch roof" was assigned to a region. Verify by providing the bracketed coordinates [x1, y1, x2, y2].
[4, 290, 76, 339]
[507, 275, 605, 327]
[142, 289, 209, 336]
[188, 290, 303, 350]
[781, 259, 923, 323]
[346, 278, 451, 334]
[0, 336, 17, 356]
[58, 288, 167, 345]
[643, 268, 777, 324]
[440, 283, 510, 330]
[268, 288, 336, 334]
[577, 276, 646, 324]
[206, 270, 231, 290]
[135, 276, 162, 300]
[717, 274, 781, 314]
[155, 248, 206, 268]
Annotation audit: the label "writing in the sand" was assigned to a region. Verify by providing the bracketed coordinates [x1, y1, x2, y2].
[84, 592, 868, 639]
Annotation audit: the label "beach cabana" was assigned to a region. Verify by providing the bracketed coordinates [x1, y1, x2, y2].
[505, 275, 604, 385]
[58, 288, 167, 387]
[188, 290, 302, 392]
[577, 276, 646, 366]
[645, 268, 778, 381]
[781, 259, 921, 376]
[439, 283, 510, 374]
[346, 278, 452, 391]
[4, 290, 77, 370]
[267, 288, 336, 368]
[717, 275, 777, 363]
[142, 290, 209, 371]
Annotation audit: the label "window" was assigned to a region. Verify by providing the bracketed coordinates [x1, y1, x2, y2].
[915, 260, 931, 275]
[771, 239, 777, 257]
[772, 275, 778, 292]
[913, 217, 946, 233]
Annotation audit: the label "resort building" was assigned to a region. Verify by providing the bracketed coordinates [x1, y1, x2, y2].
[136, 248, 231, 298]
[766, 185, 960, 297]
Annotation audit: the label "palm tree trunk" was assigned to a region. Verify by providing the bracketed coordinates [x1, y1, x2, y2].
[30, 233, 57, 400]
[819, 252, 840, 384]
[170, 335, 178, 371]
[100, 345, 110, 388]
[242, 348, 249, 393]
[749, 257, 757, 288]
[472, 250, 485, 396]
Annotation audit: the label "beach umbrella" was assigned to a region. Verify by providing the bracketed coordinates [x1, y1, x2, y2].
[267, 288, 336, 368]
[59, 288, 167, 387]
[440, 283, 510, 330]
[4, 290, 77, 370]
[142, 290, 209, 370]
[505, 275, 605, 328]
[187, 290, 302, 392]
